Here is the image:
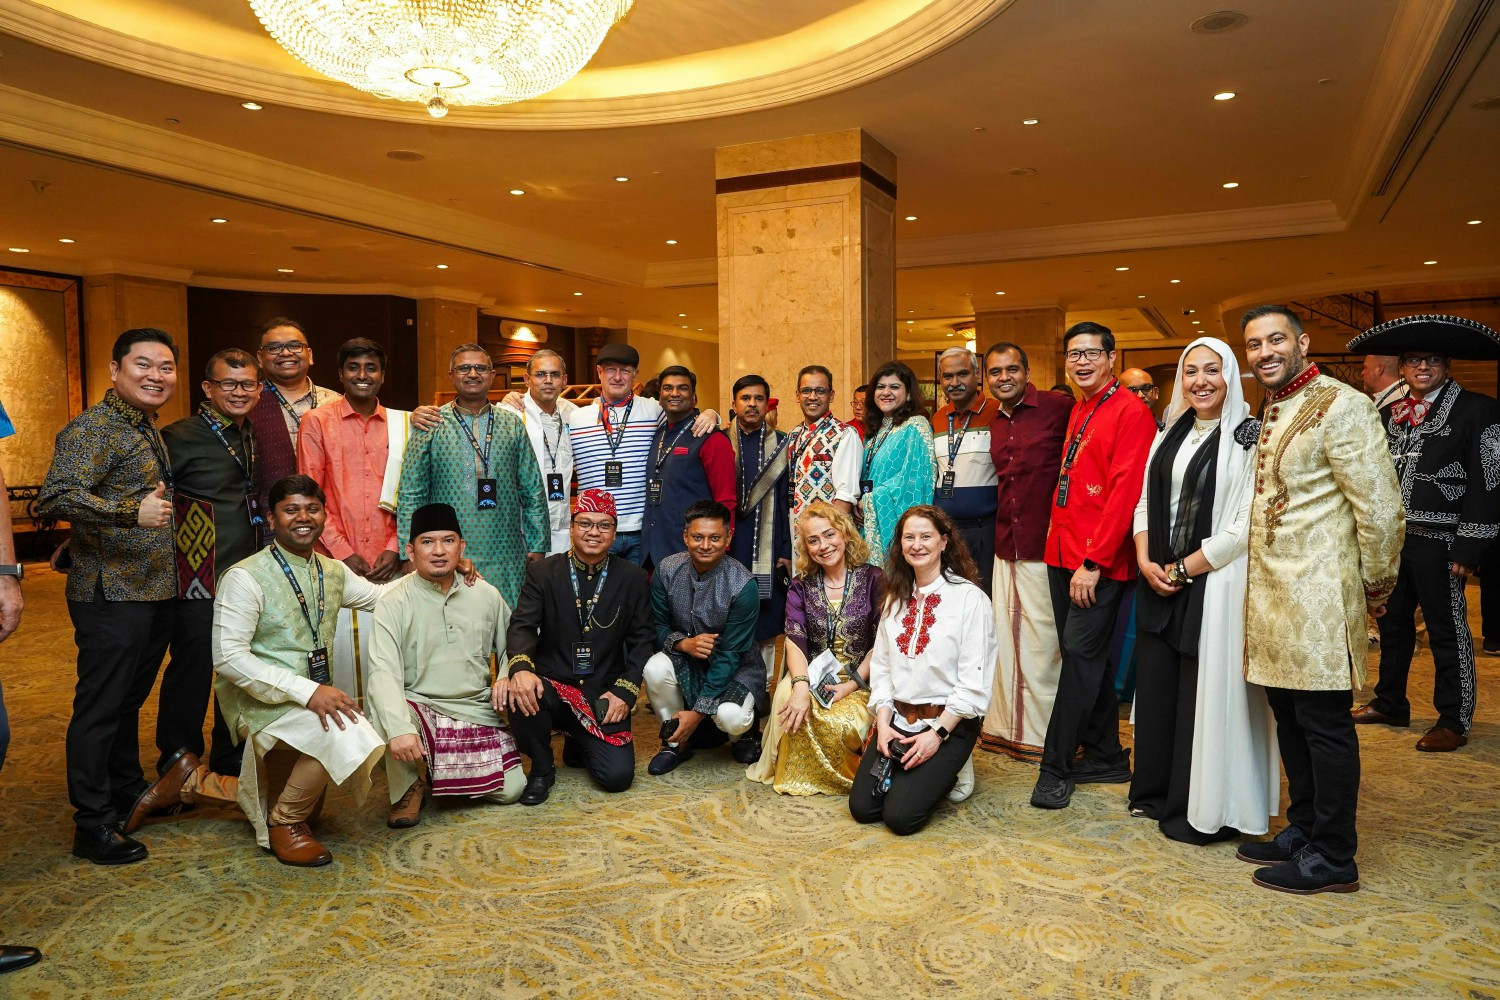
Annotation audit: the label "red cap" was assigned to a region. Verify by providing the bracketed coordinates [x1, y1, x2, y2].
[575, 488, 617, 519]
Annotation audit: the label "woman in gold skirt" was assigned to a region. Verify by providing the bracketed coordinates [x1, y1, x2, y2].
[747, 501, 883, 794]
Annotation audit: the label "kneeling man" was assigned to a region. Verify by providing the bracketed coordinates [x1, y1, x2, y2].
[367, 503, 525, 828]
[643, 500, 765, 774]
[502, 489, 654, 804]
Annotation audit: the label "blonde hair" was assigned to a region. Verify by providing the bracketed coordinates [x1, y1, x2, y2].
[792, 500, 869, 577]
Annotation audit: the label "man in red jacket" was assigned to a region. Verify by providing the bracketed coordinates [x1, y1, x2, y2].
[1031, 322, 1157, 809]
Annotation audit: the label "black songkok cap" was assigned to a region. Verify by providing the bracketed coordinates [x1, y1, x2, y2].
[409, 503, 463, 543]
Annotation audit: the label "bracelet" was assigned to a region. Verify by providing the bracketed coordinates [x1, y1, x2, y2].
[790, 675, 810, 687]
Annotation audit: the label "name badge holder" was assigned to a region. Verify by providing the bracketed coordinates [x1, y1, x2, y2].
[571, 641, 594, 676]
[546, 473, 566, 502]
[604, 461, 624, 488]
[477, 477, 498, 510]
[455, 407, 498, 512]
[270, 546, 329, 686]
[647, 479, 664, 506]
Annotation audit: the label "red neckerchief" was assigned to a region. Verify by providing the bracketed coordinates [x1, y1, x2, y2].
[1390, 396, 1431, 427]
[598, 394, 633, 437]
[1270, 362, 1320, 402]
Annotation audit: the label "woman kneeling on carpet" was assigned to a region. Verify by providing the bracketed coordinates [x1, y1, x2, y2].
[748, 501, 881, 794]
[850, 506, 995, 835]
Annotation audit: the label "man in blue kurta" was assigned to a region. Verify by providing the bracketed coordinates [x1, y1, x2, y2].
[725, 373, 791, 686]
[639, 365, 737, 568]
[397, 343, 548, 608]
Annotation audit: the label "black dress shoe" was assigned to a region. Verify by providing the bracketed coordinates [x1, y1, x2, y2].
[1073, 749, 1131, 784]
[0, 945, 42, 974]
[519, 770, 556, 806]
[1236, 824, 1309, 866]
[1252, 847, 1359, 895]
[730, 732, 763, 765]
[647, 744, 694, 776]
[72, 824, 148, 865]
[562, 738, 587, 768]
[1029, 772, 1074, 809]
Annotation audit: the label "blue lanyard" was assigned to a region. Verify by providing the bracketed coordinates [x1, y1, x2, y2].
[265, 382, 306, 429]
[270, 545, 325, 646]
[454, 406, 495, 476]
[201, 407, 262, 525]
[568, 556, 610, 632]
[946, 403, 985, 468]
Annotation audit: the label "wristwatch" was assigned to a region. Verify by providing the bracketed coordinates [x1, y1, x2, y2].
[1081, 559, 1099, 573]
[0, 564, 21, 579]
[932, 723, 951, 742]
[1167, 561, 1192, 586]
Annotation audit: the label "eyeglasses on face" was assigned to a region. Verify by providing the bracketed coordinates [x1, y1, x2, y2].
[451, 364, 494, 375]
[572, 518, 617, 533]
[1064, 348, 1107, 363]
[1400, 355, 1446, 369]
[1125, 384, 1156, 396]
[209, 379, 260, 393]
[261, 342, 308, 355]
[797, 387, 831, 398]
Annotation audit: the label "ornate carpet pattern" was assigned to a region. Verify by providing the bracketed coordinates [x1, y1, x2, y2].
[2, 568, 1497, 998]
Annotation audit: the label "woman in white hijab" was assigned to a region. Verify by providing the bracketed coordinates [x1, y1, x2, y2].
[1127, 337, 1279, 844]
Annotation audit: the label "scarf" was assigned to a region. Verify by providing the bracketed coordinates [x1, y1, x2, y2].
[731, 424, 790, 598]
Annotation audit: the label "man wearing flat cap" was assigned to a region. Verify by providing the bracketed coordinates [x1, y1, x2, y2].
[501, 489, 654, 804]
[366, 503, 525, 828]
[1348, 315, 1500, 752]
[565, 342, 720, 565]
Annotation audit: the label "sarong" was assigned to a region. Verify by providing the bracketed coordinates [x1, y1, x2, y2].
[410, 701, 521, 798]
[980, 557, 1061, 762]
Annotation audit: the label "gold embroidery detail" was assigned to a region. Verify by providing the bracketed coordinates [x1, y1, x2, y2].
[613, 679, 640, 696]
[1263, 383, 1340, 546]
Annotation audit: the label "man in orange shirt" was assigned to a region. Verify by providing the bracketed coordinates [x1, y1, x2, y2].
[298, 337, 410, 699]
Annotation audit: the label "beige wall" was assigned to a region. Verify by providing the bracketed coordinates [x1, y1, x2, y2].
[82, 273, 190, 422]
[0, 283, 72, 485]
[623, 327, 722, 415]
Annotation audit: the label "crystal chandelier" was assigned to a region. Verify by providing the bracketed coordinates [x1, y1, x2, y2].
[248, 0, 635, 117]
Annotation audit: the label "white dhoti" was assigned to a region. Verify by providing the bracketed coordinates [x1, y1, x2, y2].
[331, 607, 374, 705]
[981, 557, 1061, 762]
[236, 706, 384, 848]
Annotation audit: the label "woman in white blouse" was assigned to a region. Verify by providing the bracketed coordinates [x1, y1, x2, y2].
[1128, 337, 1278, 844]
[850, 505, 996, 835]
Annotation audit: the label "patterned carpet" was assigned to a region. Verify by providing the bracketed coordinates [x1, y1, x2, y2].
[2, 566, 1498, 998]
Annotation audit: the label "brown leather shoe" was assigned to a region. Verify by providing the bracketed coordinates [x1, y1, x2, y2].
[124, 748, 200, 834]
[387, 776, 425, 829]
[1415, 726, 1467, 752]
[1350, 704, 1409, 727]
[267, 822, 333, 867]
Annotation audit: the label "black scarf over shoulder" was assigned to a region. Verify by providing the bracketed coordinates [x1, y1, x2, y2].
[1136, 410, 1219, 655]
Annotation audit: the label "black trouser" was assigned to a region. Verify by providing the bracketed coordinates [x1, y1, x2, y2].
[65, 586, 173, 828]
[850, 716, 980, 836]
[509, 681, 635, 793]
[1264, 686, 1359, 865]
[949, 515, 995, 593]
[1372, 534, 1475, 734]
[1040, 567, 1126, 779]
[158, 598, 244, 776]
[1480, 555, 1498, 646]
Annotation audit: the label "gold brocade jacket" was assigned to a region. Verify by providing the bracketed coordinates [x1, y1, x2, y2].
[1245, 372, 1404, 691]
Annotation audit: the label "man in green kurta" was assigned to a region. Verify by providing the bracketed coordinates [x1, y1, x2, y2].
[367, 503, 524, 829]
[397, 343, 548, 608]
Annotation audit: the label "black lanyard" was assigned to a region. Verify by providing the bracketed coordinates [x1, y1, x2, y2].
[652, 417, 693, 475]
[265, 382, 308, 429]
[270, 545, 325, 646]
[861, 421, 894, 480]
[568, 556, 610, 633]
[454, 406, 496, 477]
[136, 422, 173, 491]
[535, 409, 563, 472]
[737, 426, 764, 505]
[1062, 381, 1121, 471]
[200, 407, 262, 525]
[946, 402, 986, 469]
[599, 398, 634, 457]
[819, 567, 853, 648]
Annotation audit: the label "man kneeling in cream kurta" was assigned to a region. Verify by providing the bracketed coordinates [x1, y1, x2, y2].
[366, 503, 524, 829]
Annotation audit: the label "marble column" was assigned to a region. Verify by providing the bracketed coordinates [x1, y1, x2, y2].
[415, 297, 478, 405]
[974, 306, 1068, 395]
[715, 128, 896, 417]
[82, 272, 191, 422]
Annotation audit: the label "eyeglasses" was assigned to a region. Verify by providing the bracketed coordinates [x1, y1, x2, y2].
[1125, 384, 1156, 397]
[1064, 348, 1107, 363]
[530, 371, 565, 380]
[1400, 355, 1446, 369]
[209, 379, 260, 393]
[451, 364, 494, 375]
[797, 387, 831, 398]
[261, 342, 308, 355]
[572, 518, 617, 533]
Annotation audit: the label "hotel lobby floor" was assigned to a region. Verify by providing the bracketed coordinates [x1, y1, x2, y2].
[2, 566, 1497, 998]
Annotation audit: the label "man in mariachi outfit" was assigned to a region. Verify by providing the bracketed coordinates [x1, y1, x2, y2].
[639, 365, 737, 568]
[502, 489, 655, 804]
[1348, 315, 1500, 752]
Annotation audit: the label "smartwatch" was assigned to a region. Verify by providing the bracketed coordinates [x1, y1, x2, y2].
[1081, 559, 1099, 573]
[933, 723, 951, 742]
[0, 564, 21, 580]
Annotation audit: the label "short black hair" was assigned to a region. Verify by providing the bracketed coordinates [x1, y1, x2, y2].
[683, 500, 732, 529]
[798, 365, 834, 390]
[854, 384, 869, 394]
[984, 341, 1030, 370]
[1240, 304, 1303, 336]
[203, 348, 257, 381]
[337, 337, 386, 371]
[1063, 321, 1114, 352]
[1049, 383, 1076, 399]
[259, 317, 305, 339]
[112, 328, 178, 365]
[269, 474, 325, 508]
[658, 365, 697, 392]
[732, 374, 770, 398]
[449, 342, 490, 367]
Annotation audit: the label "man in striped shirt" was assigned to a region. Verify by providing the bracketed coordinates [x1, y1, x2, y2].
[565, 344, 719, 565]
[930, 347, 998, 591]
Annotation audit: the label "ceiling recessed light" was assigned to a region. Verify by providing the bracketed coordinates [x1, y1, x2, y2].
[1424, 260, 1437, 265]
[1467, 219, 1482, 225]
[1185, 309, 1196, 314]
[1137, 294, 1145, 298]
[680, 325, 688, 329]
[277, 268, 294, 273]
[1222, 181, 1240, 189]
[904, 215, 917, 221]
[1170, 278, 1181, 284]
[971, 126, 986, 133]
[436, 264, 449, 269]
[1213, 92, 1236, 101]
[7, 247, 29, 253]
[1115, 266, 1130, 271]
[665, 239, 678, 245]
[240, 101, 263, 111]
[509, 189, 525, 195]
[1021, 118, 1039, 125]
[994, 291, 1005, 295]
[946, 332, 954, 337]
[906, 320, 914, 325]
[535, 308, 547, 313]
[677, 313, 687, 317]
[572, 291, 583, 296]
[614, 176, 629, 182]
[58, 238, 75, 244]
[1191, 319, 1201, 324]
[211, 217, 228, 223]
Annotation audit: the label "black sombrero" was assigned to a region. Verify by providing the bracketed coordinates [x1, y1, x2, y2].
[1347, 313, 1500, 360]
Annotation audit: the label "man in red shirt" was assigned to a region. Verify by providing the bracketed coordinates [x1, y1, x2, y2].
[1032, 322, 1157, 809]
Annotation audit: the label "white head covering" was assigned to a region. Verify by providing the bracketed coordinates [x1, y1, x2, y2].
[1159, 336, 1251, 527]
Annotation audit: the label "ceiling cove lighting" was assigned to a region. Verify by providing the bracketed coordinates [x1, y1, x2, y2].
[249, 0, 635, 118]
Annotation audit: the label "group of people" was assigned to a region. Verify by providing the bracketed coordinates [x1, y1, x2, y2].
[2, 300, 1493, 973]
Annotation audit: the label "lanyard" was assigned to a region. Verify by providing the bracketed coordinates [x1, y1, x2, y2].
[568, 556, 610, 633]
[598, 398, 634, 457]
[861, 420, 894, 480]
[737, 426, 764, 504]
[265, 382, 308, 429]
[1062, 381, 1121, 471]
[200, 406, 254, 481]
[136, 422, 173, 491]
[535, 410, 563, 472]
[454, 406, 495, 476]
[270, 545, 325, 646]
[946, 402, 985, 469]
[653, 417, 693, 474]
[819, 567, 853, 649]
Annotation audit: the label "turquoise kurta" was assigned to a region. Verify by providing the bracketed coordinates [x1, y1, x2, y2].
[396, 402, 548, 608]
[859, 416, 935, 555]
